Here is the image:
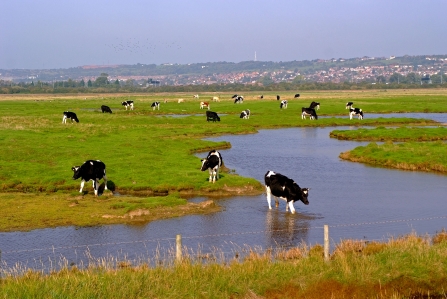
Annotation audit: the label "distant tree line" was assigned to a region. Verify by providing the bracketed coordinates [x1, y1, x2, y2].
[0, 73, 445, 95]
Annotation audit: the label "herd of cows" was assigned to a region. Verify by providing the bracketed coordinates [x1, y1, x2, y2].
[65, 94, 364, 213]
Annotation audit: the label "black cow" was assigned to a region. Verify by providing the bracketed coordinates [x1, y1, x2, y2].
[276, 95, 280, 101]
[350, 107, 364, 120]
[309, 101, 320, 110]
[301, 107, 318, 120]
[280, 100, 288, 109]
[62, 111, 79, 124]
[294, 94, 300, 98]
[101, 105, 112, 113]
[206, 110, 220, 122]
[122, 100, 134, 110]
[346, 102, 354, 109]
[151, 101, 160, 110]
[240, 109, 250, 119]
[71, 160, 108, 196]
[264, 170, 309, 214]
[200, 150, 223, 183]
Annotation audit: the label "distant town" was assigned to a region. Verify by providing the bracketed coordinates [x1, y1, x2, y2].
[1, 55, 446, 89]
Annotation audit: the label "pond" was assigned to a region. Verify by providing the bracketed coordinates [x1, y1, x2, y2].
[1, 113, 446, 271]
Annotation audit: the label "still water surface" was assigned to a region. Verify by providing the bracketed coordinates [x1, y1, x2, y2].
[1, 113, 446, 269]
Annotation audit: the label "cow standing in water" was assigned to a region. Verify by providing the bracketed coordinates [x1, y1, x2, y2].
[264, 170, 309, 214]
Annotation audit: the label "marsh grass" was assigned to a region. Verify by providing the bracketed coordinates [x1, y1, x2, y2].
[331, 126, 447, 141]
[340, 141, 447, 173]
[1, 232, 447, 298]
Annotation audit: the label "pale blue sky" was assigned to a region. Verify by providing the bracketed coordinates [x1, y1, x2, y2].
[1, 0, 446, 69]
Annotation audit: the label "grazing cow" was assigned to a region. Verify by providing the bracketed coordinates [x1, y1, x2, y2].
[122, 100, 134, 110]
[101, 105, 112, 113]
[212, 96, 220, 102]
[164, 99, 168, 103]
[264, 170, 309, 214]
[193, 94, 199, 99]
[280, 100, 288, 109]
[240, 109, 250, 119]
[294, 94, 300, 98]
[200, 101, 210, 110]
[301, 107, 318, 120]
[309, 101, 320, 110]
[62, 111, 79, 124]
[349, 108, 364, 120]
[260, 95, 264, 99]
[206, 110, 220, 122]
[178, 98, 184, 103]
[71, 160, 108, 197]
[346, 102, 354, 109]
[233, 96, 244, 104]
[276, 95, 281, 101]
[151, 101, 160, 110]
[200, 150, 223, 183]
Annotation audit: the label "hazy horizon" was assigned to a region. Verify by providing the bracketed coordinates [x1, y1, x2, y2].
[1, 0, 447, 70]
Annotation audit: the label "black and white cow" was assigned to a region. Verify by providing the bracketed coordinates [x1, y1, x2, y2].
[280, 100, 288, 109]
[240, 109, 250, 119]
[233, 95, 244, 104]
[206, 110, 220, 122]
[301, 107, 318, 120]
[294, 94, 300, 98]
[309, 101, 320, 110]
[264, 170, 309, 214]
[101, 105, 112, 113]
[71, 160, 108, 197]
[122, 100, 134, 110]
[276, 95, 281, 101]
[349, 107, 364, 120]
[151, 101, 160, 110]
[346, 102, 354, 109]
[200, 150, 223, 183]
[62, 111, 79, 124]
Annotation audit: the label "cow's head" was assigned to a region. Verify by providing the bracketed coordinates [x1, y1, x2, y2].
[300, 188, 310, 205]
[289, 183, 310, 205]
[200, 159, 209, 171]
[71, 166, 81, 180]
[216, 116, 221, 121]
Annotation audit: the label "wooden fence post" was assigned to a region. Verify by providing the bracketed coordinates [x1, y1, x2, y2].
[324, 225, 329, 262]
[176, 234, 182, 262]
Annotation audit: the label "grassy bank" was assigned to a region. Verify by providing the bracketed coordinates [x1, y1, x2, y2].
[331, 126, 447, 141]
[0, 90, 445, 231]
[1, 232, 447, 298]
[340, 141, 447, 173]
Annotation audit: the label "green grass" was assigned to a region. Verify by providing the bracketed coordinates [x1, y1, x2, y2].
[330, 126, 447, 141]
[1, 232, 447, 298]
[340, 141, 447, 173]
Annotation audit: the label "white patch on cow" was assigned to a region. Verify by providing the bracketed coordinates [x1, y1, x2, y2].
[303, 190, 308, 194]
[266, 170, 275, 177]
[90, 161, 93, 165]
[281, 185, 285, 191]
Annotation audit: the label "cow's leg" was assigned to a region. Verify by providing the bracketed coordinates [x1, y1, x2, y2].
[103, 174, 108, 190]
[212, 168, 217, 183]
[275, 197, 280, 208]
[79, 179, 85, 193]
[208, 168, 212, 182]
[62, 116, 66, 124]
[216, 167, 220, 180]
[350, 113, 353, 120]
[266, 186, 273, 209]
[93, 179, 99, 196]
[288, 201, 296, 214]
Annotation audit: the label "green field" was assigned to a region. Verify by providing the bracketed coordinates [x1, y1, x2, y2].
[0, 90, 446, 231]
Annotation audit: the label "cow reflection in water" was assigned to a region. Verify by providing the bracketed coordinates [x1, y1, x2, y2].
[265, 210, 312, 248]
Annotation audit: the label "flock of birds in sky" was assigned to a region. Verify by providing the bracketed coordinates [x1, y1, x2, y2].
[103, 38, 182, 56]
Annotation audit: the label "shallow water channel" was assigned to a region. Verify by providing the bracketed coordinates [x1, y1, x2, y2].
[1, 113, 446, 270]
